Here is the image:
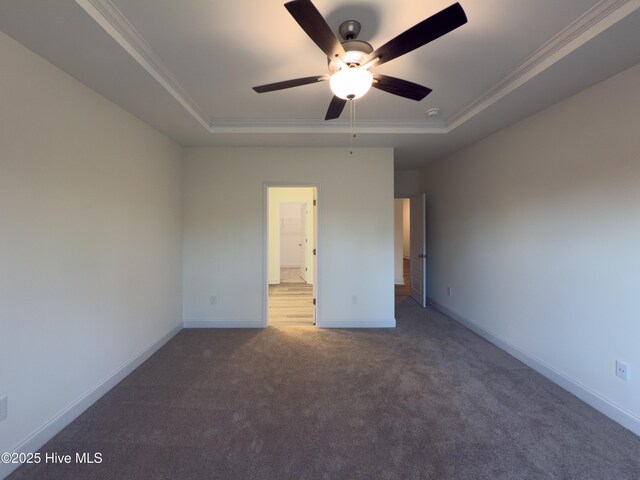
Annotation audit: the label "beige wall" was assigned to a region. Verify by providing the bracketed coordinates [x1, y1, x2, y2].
[183, 147, 395, 328]
[0, 31, 183, 468]
[395, 170, 421, 197]
[402, 199, 410, 259]
[421, 62, 640, 434]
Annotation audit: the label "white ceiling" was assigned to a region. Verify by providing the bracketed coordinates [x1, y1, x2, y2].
[1, 0, 639, 169]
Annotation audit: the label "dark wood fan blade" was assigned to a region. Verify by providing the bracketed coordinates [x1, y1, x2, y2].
[285, 0, 346, 60]
[253, 75, 329, 93]
[372, 74, 432, 101]
[325, 96, 347, 120]
[363, 3, 467, 67]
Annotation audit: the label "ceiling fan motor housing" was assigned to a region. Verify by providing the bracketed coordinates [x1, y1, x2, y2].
[328, 39, 373, 73]
[338, 20, 361, 40]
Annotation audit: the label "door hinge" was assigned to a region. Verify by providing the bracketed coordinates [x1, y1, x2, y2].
[313, 248, 316, 255]
[313, 199, 316, 206]
[313, 298, 316, 305]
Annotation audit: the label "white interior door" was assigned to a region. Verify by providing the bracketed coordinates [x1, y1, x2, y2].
[279, 203, 303, 272]
[300, 203, 309, 282]
[312, 190, 317, 324]
[410, 194, 427, 307]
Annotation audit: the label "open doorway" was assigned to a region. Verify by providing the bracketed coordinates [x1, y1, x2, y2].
[266, 186, 317, 326]
[395, 194, 427, 306]
[409, 194, 427, 306]
[395, 198, 411, 296]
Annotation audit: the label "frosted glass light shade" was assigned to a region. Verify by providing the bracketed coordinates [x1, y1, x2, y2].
[329, 68, 373, 100]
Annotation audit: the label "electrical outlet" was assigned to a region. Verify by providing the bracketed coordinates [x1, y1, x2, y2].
[447, 287, 452, 297]
[210, 295, 217, 306]
[351, 295, 358, 305]
[0, 395, 7, 421]
[616, 360, 629, 381]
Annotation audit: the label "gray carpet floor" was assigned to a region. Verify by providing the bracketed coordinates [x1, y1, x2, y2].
[9, 298, 640, 479]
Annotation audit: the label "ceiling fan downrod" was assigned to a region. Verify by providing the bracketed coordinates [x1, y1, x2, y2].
[339, 20, 361, 41]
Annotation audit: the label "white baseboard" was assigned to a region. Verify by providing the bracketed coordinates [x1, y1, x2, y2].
[184, 318, 396, 329]
[183, 319, 263, 328]
[318, 318, 396, 328]
[429, 300, 640, 437]
[395, 276, 405, 285]
[1, 323, 182, 480]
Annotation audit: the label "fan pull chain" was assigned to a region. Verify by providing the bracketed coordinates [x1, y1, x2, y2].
[349, 99, 357, 155]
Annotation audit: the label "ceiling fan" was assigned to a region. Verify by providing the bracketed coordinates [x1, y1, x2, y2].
[253, 0, 467, 120]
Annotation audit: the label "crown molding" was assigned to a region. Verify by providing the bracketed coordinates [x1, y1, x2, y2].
[75, 0, 212, 130]
[208, 119, 447, 134]
[447, 0, 640, 130]
[75, 0, 639, 136]
[75, 0, 447, 135]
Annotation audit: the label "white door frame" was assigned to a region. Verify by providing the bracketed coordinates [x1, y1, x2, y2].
[410, 193, 427, 307]
[263, 183, 320, 327]
[300, 202, 310, 283]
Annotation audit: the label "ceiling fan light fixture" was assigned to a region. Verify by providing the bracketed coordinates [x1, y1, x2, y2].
[329, 67, 373, 100]
[254, 0, 467, 120]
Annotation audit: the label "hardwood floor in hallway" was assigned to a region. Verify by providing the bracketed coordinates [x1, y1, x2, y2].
[395, 258, 411, 297]
[268, 282, 314, 326]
